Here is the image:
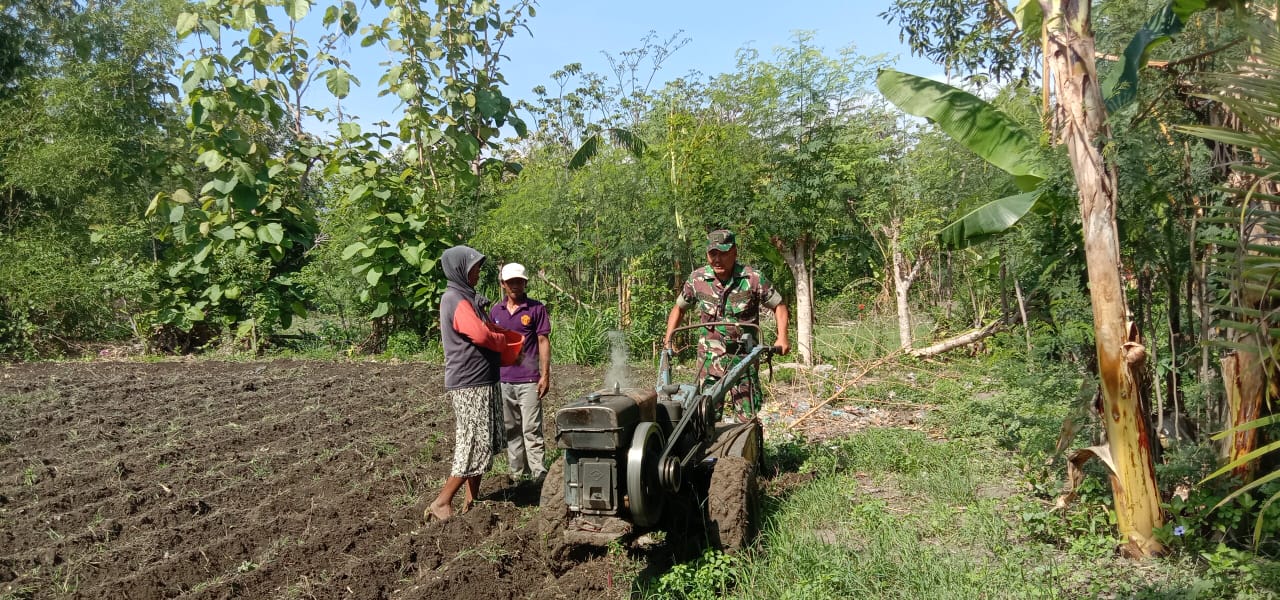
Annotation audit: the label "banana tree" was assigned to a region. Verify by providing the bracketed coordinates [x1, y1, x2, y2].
[877, 0, 1241, 557]
[1041, 0, 1167, 558]
[875, 69, 1047, 248]
[567, 128, 648, 170]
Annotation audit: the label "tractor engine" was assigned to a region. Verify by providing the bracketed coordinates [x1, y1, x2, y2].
[552, 385, 686, 541]
[541, 326, 773, 551]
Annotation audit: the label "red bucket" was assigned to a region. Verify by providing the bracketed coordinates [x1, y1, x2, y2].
[499, 330, 524, 366]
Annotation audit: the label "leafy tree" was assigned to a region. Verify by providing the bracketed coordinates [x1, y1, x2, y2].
[145, 0, 342, 351]
[881, 0, 1040, 84]
[481, 36, 698, 350]
[650, 78, 763, 283]
[0, 0, 183, 228]
[340, 0, 531, 348]
[875, 121, 1020, 350]
[0, 0, 185, 356]
[143, 0, 533, 352]
[713, 34, 893, 364]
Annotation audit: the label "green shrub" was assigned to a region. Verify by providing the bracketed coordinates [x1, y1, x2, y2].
[553, 308, 610, 366]
[0, 225, 148, 358]
[0, 296, 39, 360]
[932, 359, 1078, 456]
[384, 330, 425, 359]
[648, 549, 741, 600]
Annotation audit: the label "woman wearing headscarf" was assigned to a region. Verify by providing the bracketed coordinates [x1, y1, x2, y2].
[426, 245, 512, 521]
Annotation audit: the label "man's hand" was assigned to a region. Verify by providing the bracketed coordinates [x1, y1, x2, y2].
[537, 376, 550, 399]
[772, 304, 791, 356]
[664, 304, 684, 351]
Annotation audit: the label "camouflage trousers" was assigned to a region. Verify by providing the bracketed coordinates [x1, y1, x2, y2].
[700, 351, 765, 423]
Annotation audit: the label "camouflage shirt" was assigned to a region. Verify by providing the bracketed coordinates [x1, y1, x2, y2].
[676, 263, 782, 374]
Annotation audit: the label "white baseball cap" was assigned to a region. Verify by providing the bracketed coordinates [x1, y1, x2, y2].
[500, 263, 528, 281]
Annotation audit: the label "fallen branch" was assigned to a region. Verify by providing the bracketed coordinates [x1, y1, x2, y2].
[785, 350, 902, 431]
[536, 270, 591, 310]
[845, 397, 937, 410]
[908, 321, 1004, 358]
[771, 362, 836, 371]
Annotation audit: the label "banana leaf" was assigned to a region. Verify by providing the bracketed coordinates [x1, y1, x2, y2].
[1102, 2, 1185, 114]
[938, 189, 1042, 248]
[875, 69, 1044, 189]
[1012, 0, 1042, 36]
[567, 134, 600, 170]
[568, 127, 647, 170]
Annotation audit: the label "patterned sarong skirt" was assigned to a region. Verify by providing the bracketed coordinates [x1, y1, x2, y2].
[449, 383, 504, 477]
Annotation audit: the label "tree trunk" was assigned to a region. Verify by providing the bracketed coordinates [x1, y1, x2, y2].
[943, 251, 954, 322]
[1189, 201, 1220, 429]
[999, 260, 1009, 326]
[1164, 217, 1184, 416]
[619, 271, 632, 329]
[887, 220, 925, 353]
[1014, 277, 1031, 353]
[1219, 186, 1272, 481]
[777, 235, 814, 365]
[1041, 0, 1163, 558]
[1221, 349, 1262, 481]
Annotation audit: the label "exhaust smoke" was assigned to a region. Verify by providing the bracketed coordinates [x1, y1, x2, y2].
[604, 330, 632, 390]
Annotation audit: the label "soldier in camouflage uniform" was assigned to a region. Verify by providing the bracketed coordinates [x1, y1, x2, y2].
[664, 229, 790, 421]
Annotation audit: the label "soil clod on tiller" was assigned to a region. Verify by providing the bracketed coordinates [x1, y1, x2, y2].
[538, 323, 777, 553]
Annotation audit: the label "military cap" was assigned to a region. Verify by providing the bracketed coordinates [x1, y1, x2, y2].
[707, 229, 736, 251]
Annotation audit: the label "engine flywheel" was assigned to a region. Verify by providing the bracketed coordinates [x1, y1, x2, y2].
[626, 421, 666, 527]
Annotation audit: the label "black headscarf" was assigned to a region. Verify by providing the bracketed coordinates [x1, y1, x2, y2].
[440, 245, 492, 313]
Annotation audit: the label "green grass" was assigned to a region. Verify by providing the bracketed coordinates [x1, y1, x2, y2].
[711, 431, 1064, 600]
[812, 315, 937, 363]
[643, 317, 1280, 599]
[647, 426, 1275, 599]
[552, 308, 611, 366]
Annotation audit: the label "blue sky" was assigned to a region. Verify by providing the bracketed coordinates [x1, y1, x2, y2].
[499, 0, 935, 99]
[328, 0, 938, 129]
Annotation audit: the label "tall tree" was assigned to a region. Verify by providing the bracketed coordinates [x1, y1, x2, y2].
[716, 34, 892, 365]
[1038, 0, 1164, 557]
[0, 0, 186, 356]
[0, 0, 183, 229]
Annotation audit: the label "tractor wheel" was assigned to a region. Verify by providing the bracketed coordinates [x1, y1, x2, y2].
[707, 455, 760, 552]
[537, 457, 568, 538]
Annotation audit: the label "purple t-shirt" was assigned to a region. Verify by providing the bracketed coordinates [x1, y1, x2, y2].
[489, 298, 551, 383]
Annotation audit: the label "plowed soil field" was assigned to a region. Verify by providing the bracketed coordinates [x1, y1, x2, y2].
[0, 360, 680, 599]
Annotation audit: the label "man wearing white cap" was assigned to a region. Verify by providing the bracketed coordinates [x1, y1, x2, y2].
[488, 263, 552, 483]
